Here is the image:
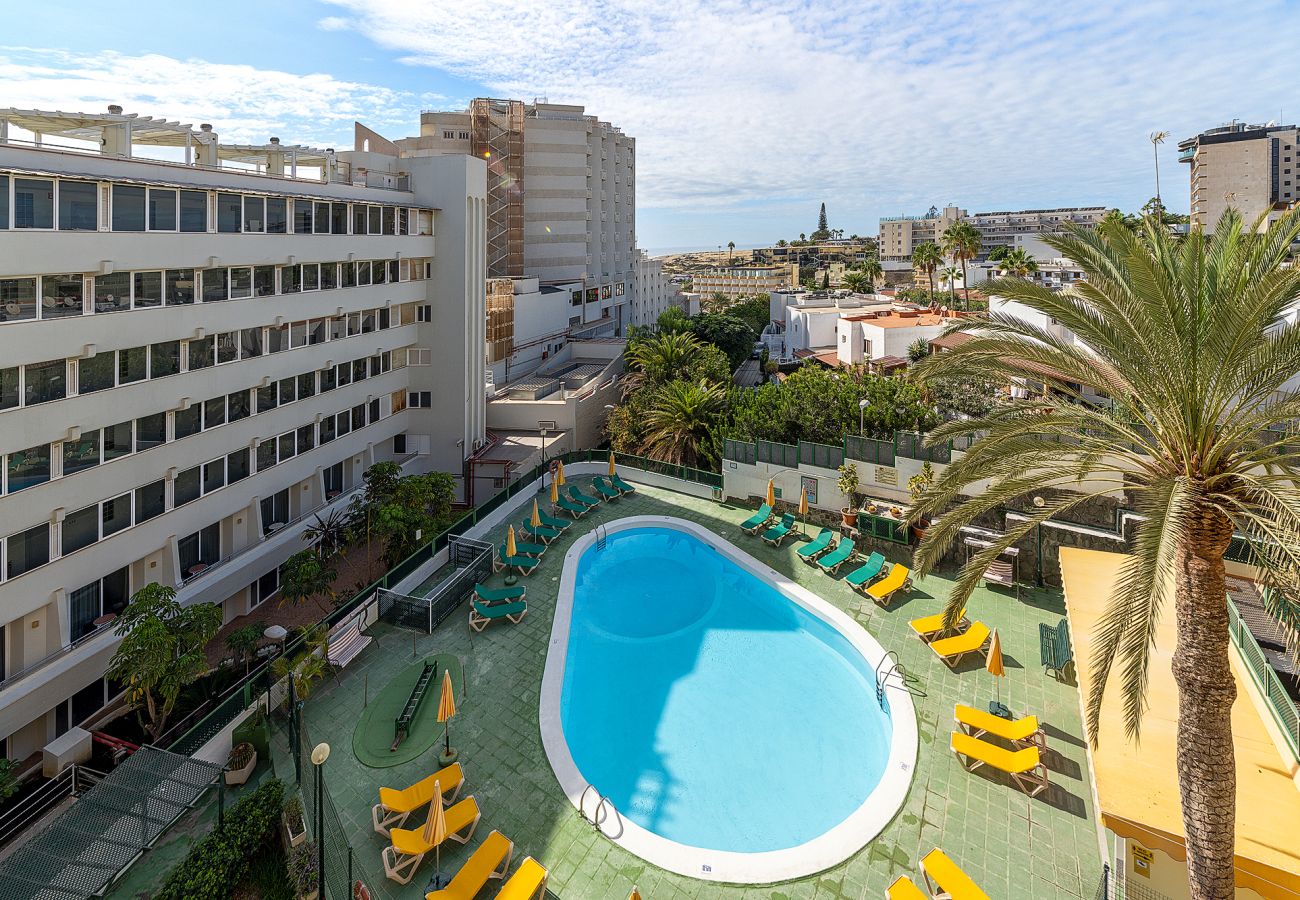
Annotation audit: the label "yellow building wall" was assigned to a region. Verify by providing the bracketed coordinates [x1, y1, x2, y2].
[1121, 838, 1274, 900]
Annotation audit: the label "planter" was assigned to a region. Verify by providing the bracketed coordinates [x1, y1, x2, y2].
[225, 742, 257, 786]
[284, 813, 307, 849]
[840, 508, 857, 528]
[297, 889, 319, 900]
[889, 506, 903, 518]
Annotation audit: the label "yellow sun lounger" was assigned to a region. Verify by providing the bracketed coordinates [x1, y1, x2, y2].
[494, 856, 549, 900]
[372, 762, 466, 834]
[928, 621, 991, 668]
[425, 830, 513, 900]
[920, 847, 991, 900]
[950, 732, 1049, 798]
[955, 704, 1046, 750]
[383, 796, 483, 884]
[865, 563, 912, 606]
[886, 875, 930, 899]
[908, 607, 969, 642]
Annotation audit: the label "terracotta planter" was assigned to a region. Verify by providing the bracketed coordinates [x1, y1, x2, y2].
[840, 508, 857, 528]
[889, 506, 903, 518]
[225, 742, 257, 786]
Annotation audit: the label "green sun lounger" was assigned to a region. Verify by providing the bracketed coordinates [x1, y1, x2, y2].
[609, 473, 636, 494]
[474, 583, 526, 604]
[761, 513, 797, 546]
[520, 521, 562, 543]
[469, 598, 527, 632]
[796, 528, 835, 563]
[556, 497, 588, 518]
[740, 503, 774, 534]
[567, 484, 600, 508]
[495, 551, 539, 575]
[537, 509, 571, 531]
[845, 552, 887, 591]
[817, 538, 856, 574]
[511, 538, 547, 558]
[591, 477, 620, 500]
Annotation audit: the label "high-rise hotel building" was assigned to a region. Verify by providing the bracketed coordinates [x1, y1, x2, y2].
[0, 107, 487, 762]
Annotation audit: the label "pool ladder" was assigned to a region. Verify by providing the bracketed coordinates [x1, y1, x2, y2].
[578, 783, 620, 833]
[595, 525, 608, 551]
[875, 651, 907, 704]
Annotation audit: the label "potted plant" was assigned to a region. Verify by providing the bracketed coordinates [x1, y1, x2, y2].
[288, 840, 319, 900]
[890, 505, 903, 517]
[836, 462, 861, 528]
[283, 795, 307, 849]
[225, 740, 257, 786]
[907, 461, 936, 540]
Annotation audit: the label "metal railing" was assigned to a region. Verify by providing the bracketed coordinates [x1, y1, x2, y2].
[1228, 596, 1300, 759]
[0, 763, 103, 848]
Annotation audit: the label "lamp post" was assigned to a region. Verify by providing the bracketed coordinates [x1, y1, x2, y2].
[311, 742, 330, 898]
[858, 398, 869, 435]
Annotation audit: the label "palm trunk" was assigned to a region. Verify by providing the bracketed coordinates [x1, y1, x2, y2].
[960, 258, 970, 309]
[927, 270, 935, 303]
[1172, 511, 1236, 900]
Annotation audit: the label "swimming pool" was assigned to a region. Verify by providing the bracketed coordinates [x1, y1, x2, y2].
[540, 516, 916, 882]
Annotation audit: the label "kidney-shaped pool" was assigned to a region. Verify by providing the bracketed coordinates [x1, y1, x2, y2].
[539, 515, 916, 882]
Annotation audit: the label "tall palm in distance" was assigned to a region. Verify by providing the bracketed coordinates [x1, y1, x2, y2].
[939, 265, 960, 306]
[860, 257, 883, 292]
[727, 240, 735, 264]
[997, 247, 1038, 278]
[941, 220, 981, 308]
[912, 241, 942, 302]
[909, 208, 1300, 900]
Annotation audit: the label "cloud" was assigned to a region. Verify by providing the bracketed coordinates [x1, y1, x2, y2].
[316, 16, 351, 31]
[318, 0, 1300, 230]
[0, 46, 418, 149]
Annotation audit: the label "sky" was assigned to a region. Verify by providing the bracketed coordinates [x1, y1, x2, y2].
[4, 0, 1300, 253]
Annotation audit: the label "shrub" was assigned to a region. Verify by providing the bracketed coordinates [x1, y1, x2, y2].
[287, 841, 319, 897]
[156, 778, 285, 900]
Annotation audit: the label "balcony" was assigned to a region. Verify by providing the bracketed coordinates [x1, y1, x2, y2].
[1179, 147, 1196, 162]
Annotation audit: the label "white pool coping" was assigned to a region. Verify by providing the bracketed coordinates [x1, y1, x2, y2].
[538, 515, 918, 884]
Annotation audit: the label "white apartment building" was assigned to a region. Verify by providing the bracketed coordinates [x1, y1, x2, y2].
[878, 205, 1105, 262]
[1178, 121, 1300, 230]
[0, 107, 487, 762]
[630, 249, 680, 329]
[691, 265, 797, 299]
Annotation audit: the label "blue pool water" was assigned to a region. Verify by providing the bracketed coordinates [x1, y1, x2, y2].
[560, 526, 893, 853]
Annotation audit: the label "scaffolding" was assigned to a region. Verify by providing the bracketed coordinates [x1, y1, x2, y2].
[470, 98, 525, 278]
[485, 278, 515, 363]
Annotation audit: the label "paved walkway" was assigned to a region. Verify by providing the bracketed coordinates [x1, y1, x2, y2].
[301, 483, 1102, 899]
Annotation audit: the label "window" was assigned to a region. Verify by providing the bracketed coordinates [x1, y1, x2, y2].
[217, 332, 239, 364]
[131, 271, 162, 308]
[331, 203, 348, 234]
[261, 489, 289, 532]
[319, 415, 336, 444]
[353, 359, 368, 382]
[80, 351, 116, 393]
[352, 404, 367, 430]
[174, 466, 201, 505]
[278, 432, 295, 461]
[70, 568, 128, 640]
[293, 199, 313, 234]
[203, 395, 226, 429]
[368, 205, 381, 234]
[58, 181, 97, 230]
[347, 312, 361, 336]
[179, 190, 207, 232]
[302, 263, 319, 291]
[267, 325, 289, 353]
[330, 316, 347, 340]
[149, 188, 176, 231]
[324, 461, 344, 494]
[63, 430, 100, 475]
[372, 260, 387, 285]
[202, 268, 228, 302]
[314, 201, 330, 234]
[174, 404, 201, 439]
[7, 443, 51, 492]
[257, 384, 278, 413]
[356, 261, 371, 286]
[202, 458, 225, 494]
[320, 263, 338, 290]
[7, 523, 49, 579]
[227, 448, 250, 483]
[281, 265, 301, 293]
[297, 371, 316, 399]
[278, 376, 295, 404]
[266, 197, 288, 234]
[178, 524, 220, 576]
[352, 204, 367, 235]
[243, 196, 265, 233]
[254, 266, 275, 297]
[104, 421, 132, 462]
[342, 260, 356, 288]
[308, 319, 327, 344]
[118, 346, 146, 384]
[398, 208, 409, 235]
[320, 366, 337, 392]
[296, 424, 315, 454]
[241, 327, 263, 358]
[136, 412, 165, 451]
[150, 341, 180, 378]
[228, 389, 251, 421]
[382, 206, 396, 235]
[257, 439, 277, 472]
[290, 321, 307, 348]
[136, 479, 165, 521]
[14, 178, 54, 229]
[216, 193, 241, 232]
[230, 267, 253, 300]
[0, 175, 5, 229]
[1, 277, 38, 322]
[42, 273, 84, 319]
[25, 359, 66, 405]
[92, 272, 129, 313]
[167, 268, 195, 305]
[63, 504, 100, 555]
[112, 185, 146, 231]
[251, 567, 279, 607]
[102, 493, 131, 538]
[410, 391, 432, 408]
[417, 304, 432, 322]
[188, 337, 215, 371]
[337, 410, 352, 436]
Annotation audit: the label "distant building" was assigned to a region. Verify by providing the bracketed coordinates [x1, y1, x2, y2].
[878, 205, 1106, 263]
[691, 265, 796, 299]
[878, 206, 965, 261]
[630, 250, 680, 329]
[1178, 121, 1299, 230]
[752, 239, 874, 271]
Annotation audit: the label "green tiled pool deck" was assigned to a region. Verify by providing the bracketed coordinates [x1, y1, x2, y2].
[300, 482, 1102, 899]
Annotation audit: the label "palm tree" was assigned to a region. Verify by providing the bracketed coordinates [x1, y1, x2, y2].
[860, 257, 883, 292]
[912, 242, 942, 301]
[639, 380, 726, 469]
[910, 208, 1300, 900]
[939, 265, 960, 306]
[941, 220, 982, 308]
[623, 331, 707, 394]
[998, 247, 1038, 278]
[842, 270, 869, 293]
[727, 240, 735, 264]
[302, 508, 351, 559]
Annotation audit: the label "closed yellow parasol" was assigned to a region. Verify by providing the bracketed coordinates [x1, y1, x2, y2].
[986, 627, 1007, 714]
[608, 451, 617, 476]
[765, 478, 775, 508]
[505, 525, 517, 559]
[423, 778, 449, 887]
[550, 479, 559, 506]
[437, 668, 458, 762]
[531, 499, 542, 529]
[556, 461, 566, 486]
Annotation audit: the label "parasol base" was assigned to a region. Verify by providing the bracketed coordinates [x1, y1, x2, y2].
[503, 575, 518, 587]
[426, 871, 451, 891]
[438, 748, 459, 766]
[988, 700, 1011, 719]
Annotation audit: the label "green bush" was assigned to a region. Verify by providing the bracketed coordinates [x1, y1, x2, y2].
[156, 778, 285, 900]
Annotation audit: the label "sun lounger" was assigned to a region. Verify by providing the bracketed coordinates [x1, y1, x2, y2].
[591, 477, 621, 500]
[909, 607, 969, 642]
[555, 497, 589, 519]
[371, 763, 466, 835]
[740, 503, 774, 533]
[609, 473, 637, 495]
[567, 484, 601, 507]
[955, 704, 1045, 750]
[475, 584, 526, 604]
[424, 830, 513, 900]
[817, 538, 856, 574]
[866, 563, 912, 606]
[950, 732, 1049, 798]
[469, 598, 527, 632]
[886, 876, 930, 900]
[921, 847, 991, 900]
[494, 550, 540, 576]
[494, 856, 549, 900]
[537, 509, 571, 531]
[928, 621, 991, 668]
[844, 552, 886, 592]
[761, 513, 797, 546]
[519, 521, 562, 544]
[383, 796, 483, 884]
[510, 538, 547, 558]
[796, 528, 835, 563]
